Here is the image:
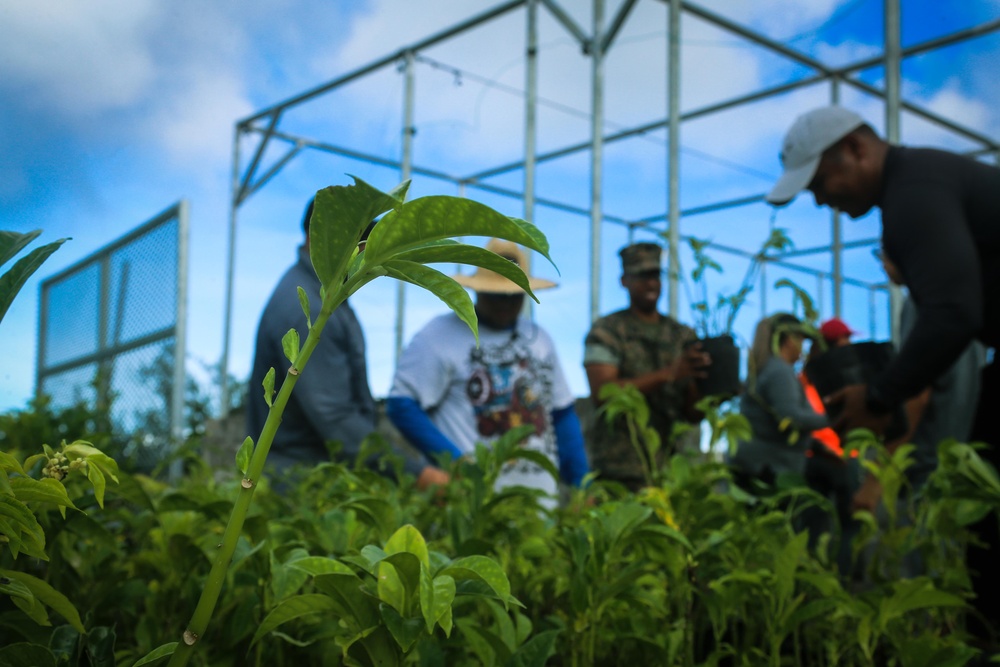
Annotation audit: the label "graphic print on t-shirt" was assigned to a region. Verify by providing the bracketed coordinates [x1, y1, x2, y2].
[466, 338, 551, 439]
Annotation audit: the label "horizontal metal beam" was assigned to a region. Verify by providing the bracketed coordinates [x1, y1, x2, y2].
[778, 237, 879, 259]
[840, 17, 1000, 77]
[38, 326, 177, 379]
[678, 0, 834, 75]
[239, 0, 525, 127]
[41, 203, 185, 288]
[845, 77, 999, 149]
[464, 74, 825, 183]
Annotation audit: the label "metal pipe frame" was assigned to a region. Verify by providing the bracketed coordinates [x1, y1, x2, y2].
[666, 0, 681, 316]
[589, 0, 605, 322]
[220, 0, 999, 396]
[170, 199, 190, 480]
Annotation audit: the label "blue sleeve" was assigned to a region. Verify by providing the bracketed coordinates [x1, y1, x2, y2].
[552, 405, 589, 487]
[386, 396, 463, 463]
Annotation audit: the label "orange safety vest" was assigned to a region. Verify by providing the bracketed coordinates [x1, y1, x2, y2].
[798, 374, 855, 458]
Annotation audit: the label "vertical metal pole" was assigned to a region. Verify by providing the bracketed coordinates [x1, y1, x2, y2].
[885, 0, 904, 345]
[589, 0, 605, 323]
[170, 200, 190, 480]
[831, 79, 844, 318]
[524, 0, 538, 318]
[667, 0, 682, 317]
[97, 255, 111, 425]
[35, 283, 49, 401]
[816, 275, 825, 320]
[220, 126, 240, 418]
[869, 288, 878, 340]
[397, 51, 416, 362]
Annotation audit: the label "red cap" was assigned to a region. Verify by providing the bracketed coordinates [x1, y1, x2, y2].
[819, 317, 855, 343]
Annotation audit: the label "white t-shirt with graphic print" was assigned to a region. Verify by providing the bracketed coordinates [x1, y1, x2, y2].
[389, 312, 575, 497]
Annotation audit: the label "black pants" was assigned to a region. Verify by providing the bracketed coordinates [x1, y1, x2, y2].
[803, 449, 861, 577]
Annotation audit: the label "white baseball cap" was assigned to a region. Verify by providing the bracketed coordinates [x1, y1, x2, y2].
[766, 106, 866, 205]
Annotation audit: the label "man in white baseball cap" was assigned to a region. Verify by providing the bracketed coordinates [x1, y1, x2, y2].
[769, 105, 1000, 645]
[766, 106, 866, 206]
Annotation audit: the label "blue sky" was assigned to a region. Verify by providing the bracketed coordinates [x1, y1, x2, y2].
[2, 0, 999, 413]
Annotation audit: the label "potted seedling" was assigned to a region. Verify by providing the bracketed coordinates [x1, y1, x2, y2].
[682, 227, 794, 399]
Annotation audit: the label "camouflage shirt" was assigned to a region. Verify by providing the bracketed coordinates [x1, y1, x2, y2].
[583, 309, 697, 488]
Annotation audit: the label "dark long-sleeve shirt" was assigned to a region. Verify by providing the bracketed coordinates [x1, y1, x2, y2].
[247, 245, 423, 477]
[873, 146, 1000, 408]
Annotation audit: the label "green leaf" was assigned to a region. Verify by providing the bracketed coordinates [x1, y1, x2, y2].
[1, 569, 85, 632]
[0, 494, 47, 559]
[63, 443, 119, 484]
[0, 229, 42, 268]
[309, 178, 404, 289]
[250, 594, 339, 647]
[382, 261, 477, 343]
[297, 286, 312, 329]
[379, 603, 424, 652]
[393, 241, 541, 303]
[420, 570, 456, 633]
[285, 556, 355, 577]
[263, 367, 276, 408]
[0, 575, 34, 604]
[236, 436, 253, 476]
[506, 629, 560, 667]
[313, 573, 380, 630]
[9, 477, 77, 512]
[377, 552, 422, 615]
[86, 461, 107, 508]
[773, 531, 808, 608]
[84, 625, 115, 667]
[130, 642, 178, 667]
[366, 196, 551, 267]
[440, 556, 511, 608]
[384, 524, 430, 569]
[281, 328, 300, 365]
[0, 450, 25, 476]
[0, 642, 56, 667]
[0, 238, 68, 325]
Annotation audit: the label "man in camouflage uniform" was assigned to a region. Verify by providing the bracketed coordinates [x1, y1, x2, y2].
[583, 242, 708, 491]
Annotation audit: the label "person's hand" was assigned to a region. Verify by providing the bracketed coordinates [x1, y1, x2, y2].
[416, 465, 450, 491]
[670, 343, 711, 382]
[852, 474, 882, 514]
[825, 383, 892, 436]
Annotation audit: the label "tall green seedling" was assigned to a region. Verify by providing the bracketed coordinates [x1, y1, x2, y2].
[157, 178, 555, 667]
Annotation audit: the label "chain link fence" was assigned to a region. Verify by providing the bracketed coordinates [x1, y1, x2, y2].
[36, 202, 189, 472]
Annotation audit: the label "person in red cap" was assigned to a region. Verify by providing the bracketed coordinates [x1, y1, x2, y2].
[819, 317, 855, 347]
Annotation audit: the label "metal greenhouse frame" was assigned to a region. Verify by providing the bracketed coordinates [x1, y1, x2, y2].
[218, 0, 1000, 412]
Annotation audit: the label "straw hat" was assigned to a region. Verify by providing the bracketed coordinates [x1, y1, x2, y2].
[452, 238, 557, 295]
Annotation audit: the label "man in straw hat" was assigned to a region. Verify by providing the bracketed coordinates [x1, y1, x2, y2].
[584, 242, 710, 492]
[768, 105, 1000, 643]
[387, 238, 588, 497]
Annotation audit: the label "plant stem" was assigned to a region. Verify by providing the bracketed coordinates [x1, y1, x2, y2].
[167, 285, 344, 667]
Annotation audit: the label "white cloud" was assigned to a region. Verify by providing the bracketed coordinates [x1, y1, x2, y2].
[0, 0, 158, 114]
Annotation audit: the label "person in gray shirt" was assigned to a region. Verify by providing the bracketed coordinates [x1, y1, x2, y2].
[732, 313, 828, 487]
[247, 199, 448, 490]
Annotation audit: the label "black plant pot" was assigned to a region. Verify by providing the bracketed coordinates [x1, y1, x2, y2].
[693, 334, 741, 399]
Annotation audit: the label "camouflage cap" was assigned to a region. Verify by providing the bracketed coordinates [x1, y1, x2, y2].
[619, 242, 662, 276]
